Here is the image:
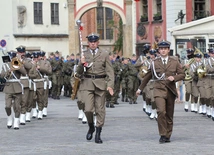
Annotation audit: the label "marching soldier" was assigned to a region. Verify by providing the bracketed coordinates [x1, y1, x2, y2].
[207, 48, 214, 120]
[38, 51, 52, 117]
[183, 48, 195, 112]
[28, 51, 45, 120]
[136, 40, 185, 143]
[16, 46, 33, 125]
[0, 51, 27, 129]
[76, 33, 114, 144]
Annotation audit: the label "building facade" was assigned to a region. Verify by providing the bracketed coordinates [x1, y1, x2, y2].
[135, 0, 214, 56]
[0, 0, 69, 61]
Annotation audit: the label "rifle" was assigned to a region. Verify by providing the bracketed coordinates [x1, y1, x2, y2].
[71, 20, 84, 100]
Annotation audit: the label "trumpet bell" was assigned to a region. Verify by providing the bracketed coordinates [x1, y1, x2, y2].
[11, 57, 22, 70]
[197, 68, 206, 79]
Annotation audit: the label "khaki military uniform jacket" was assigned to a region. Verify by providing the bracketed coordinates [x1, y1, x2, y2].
[20, 58, 33, 88]
[0, 63, 27, 94]
[77, 48, 114, 91]
[139, 56, 185, 98]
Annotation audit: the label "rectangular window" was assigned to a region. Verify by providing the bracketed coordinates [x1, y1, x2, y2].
[142, 0, 148, 16]
[34, 2, 43, 24]
[51, 3, 59, 24]
[105, 8, 113, 40]
[97, 8, 104, 39]
[194, 0, 206, 19]
[156, 0, 162, 14]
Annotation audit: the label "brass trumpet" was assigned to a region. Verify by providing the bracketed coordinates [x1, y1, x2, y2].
[184, 58, 195, 81]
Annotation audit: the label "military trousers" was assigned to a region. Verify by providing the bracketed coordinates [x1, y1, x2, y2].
[21, 87, 29, 114]
[83, 88, 106, 127]
[155, 88, 176, 139]
[5, 93, 22, 118]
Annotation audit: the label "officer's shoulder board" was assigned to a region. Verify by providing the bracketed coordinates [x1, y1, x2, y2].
[169, 56, 179, 61]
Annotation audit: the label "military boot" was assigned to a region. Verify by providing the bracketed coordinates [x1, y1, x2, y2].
[86, 123, 95, 140]
[125, 98, 129, 102]
[95, 127, 103, 144]
[121, 96, 124, 102]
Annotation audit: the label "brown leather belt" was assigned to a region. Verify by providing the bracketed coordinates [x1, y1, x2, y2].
[84, 75, 106, 79]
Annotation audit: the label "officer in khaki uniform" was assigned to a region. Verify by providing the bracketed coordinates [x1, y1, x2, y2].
[0, 51, 27, 129]
[136, 40, 185, 143]
[76, 33, 114, 144]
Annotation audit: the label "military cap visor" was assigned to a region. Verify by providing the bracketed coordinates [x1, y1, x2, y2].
[32, 51, 41, 58]
[158, 40, 171, 48]
[16, 46, 26, 53]
[149, 49, 156, 55]
[194, 53, 202, 58]
[7, 51, 17, 59]
[86, 33, 99, 42]
[186, 48, 194, 53]
[208, 48, 214, 54]
[40, 51, 46, 57]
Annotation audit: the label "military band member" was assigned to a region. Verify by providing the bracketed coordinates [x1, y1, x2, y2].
[189, 53, 203, 114]
[183, 48, 195, 112]
[0, 51, 27, 129]
[38, 51, 52, 117]
[28, 52, 45, 120]
[136, 40, 185, 143]
[207, 48, 214, 120]
[16, 46, 33, 125]
[76, 33, 114, 144]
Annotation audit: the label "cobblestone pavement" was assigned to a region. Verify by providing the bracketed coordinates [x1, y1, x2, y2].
[0, 93, 213, 155]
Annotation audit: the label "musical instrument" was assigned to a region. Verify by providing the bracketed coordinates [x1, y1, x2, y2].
[138, 56, 149, 79]
[194, 46, 207, 78]
[184, 58, 195, 81]
[11, 57, 23, 70]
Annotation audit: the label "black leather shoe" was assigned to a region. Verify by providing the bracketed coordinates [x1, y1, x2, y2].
[43, 114, 47, 117]
[110, 105, 115, 108]
[184, 109, 188, 112]
[121, 98, 124, 102]
[56, 96, 60, 100]
[114, 102, 119, 105]
[212, 117, 214, 121]
[125, 98, 129, 102]
[95, 127, 103, 144]
[133, 101, 138, 104]
[129, 101, 132, 104]
[7, 125, 12, 129]
[26, 120, 30, 122]
[106, 102, 110, 108]
[86, 123, 95, 140]
[159, 136, 167, 144]
[165, 138, 170, 143]
[38, 118, 42, 120]
[14, 127, 19, 130]
[207, 115, 211, 118]
[20, 123, 25, 125]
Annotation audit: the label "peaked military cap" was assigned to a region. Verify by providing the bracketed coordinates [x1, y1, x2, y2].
[25, 52, 32, 58]
[86, 33, 99, 42]
[194, 53, 202, 58]
[158, 40, 171, 48]
[32, 51, 41, 58]
[16, 45, 26, 53]
[186, 48, 194, 53]
[208, 48, 214, 54]
[40, 51, 46, 57]
[143, 44, 151, 51]
[204, 53, 210, 58]
[7, 50, 17, 59]
[149, 49, 157, 55]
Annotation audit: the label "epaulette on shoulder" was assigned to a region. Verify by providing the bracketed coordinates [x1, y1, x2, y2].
[170, 56, 178, 61]
[154, 57, 161, 61]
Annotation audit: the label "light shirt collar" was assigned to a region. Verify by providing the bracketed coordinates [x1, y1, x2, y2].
[161, 56, 168, 64]
[90, 48, 98, 55]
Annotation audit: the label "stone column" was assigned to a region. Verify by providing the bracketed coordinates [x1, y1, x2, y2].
[123, 0, 133, 57]
[67, 0, 79, 55]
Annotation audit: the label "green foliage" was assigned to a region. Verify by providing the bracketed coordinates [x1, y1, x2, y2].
[113, 18, 123, 53]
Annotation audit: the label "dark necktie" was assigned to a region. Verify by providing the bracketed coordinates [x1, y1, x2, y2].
[163, 59, 166, 68]
[92, 50, 95, 57]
